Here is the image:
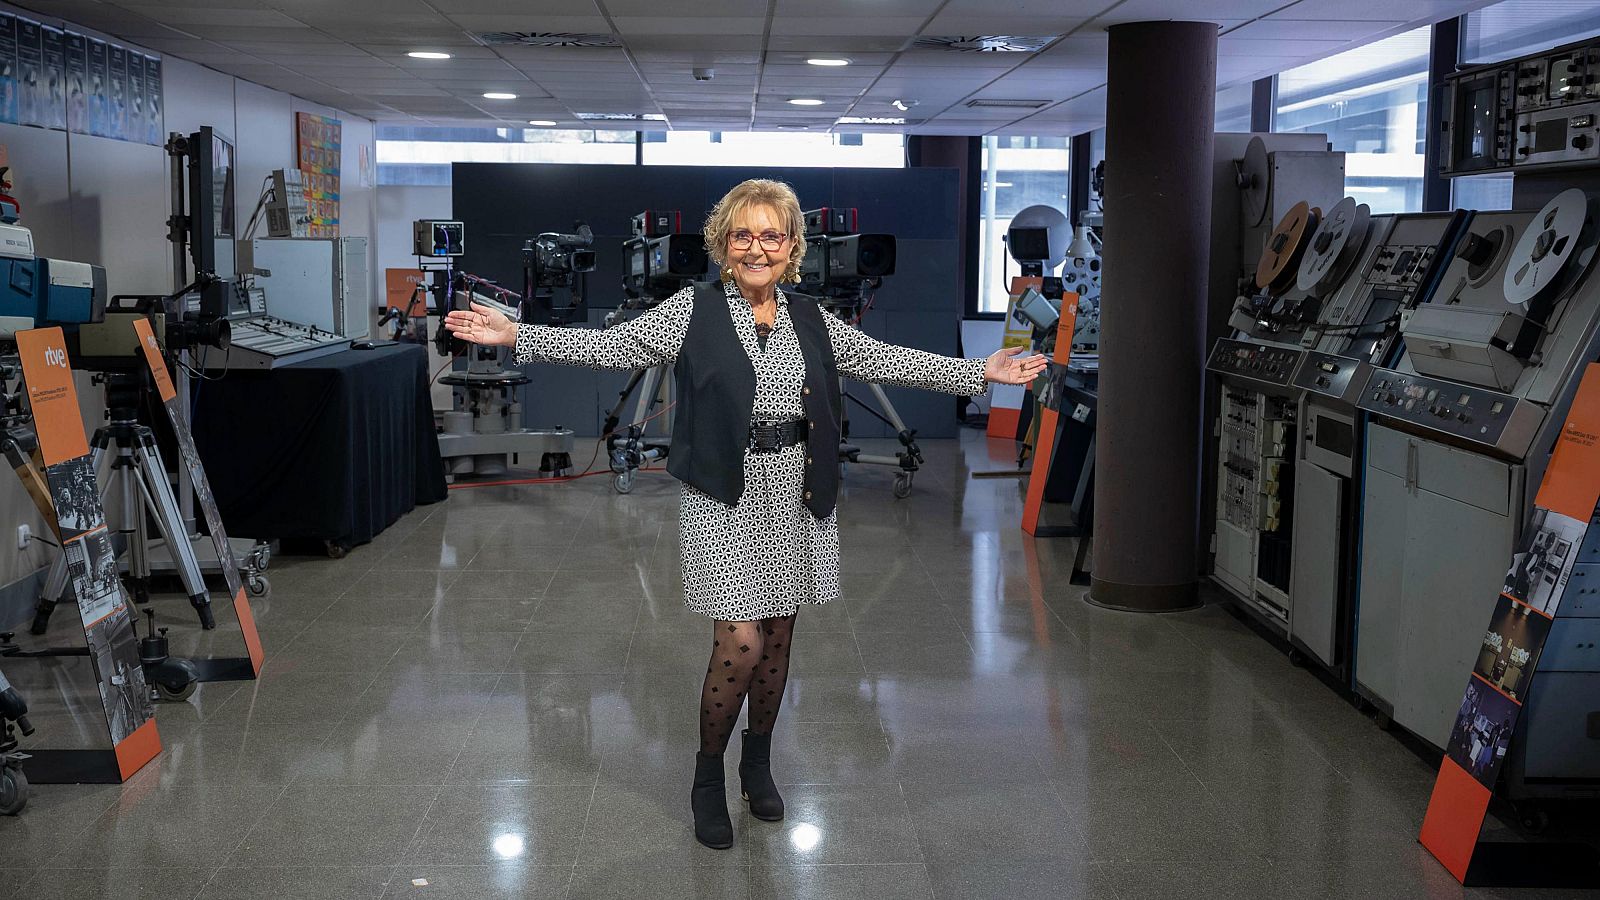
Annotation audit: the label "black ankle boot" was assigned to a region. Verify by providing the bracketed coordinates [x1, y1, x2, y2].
[691, 751, 734, 849]
[739, 729, 784, 822]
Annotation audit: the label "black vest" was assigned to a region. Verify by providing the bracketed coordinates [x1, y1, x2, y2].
[667, 282, 843, 518]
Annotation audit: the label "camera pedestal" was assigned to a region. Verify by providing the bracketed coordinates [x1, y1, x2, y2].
[437, 370, 574, 480]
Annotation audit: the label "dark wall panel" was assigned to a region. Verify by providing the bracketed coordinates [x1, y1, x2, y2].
[452, 162, 964, 438]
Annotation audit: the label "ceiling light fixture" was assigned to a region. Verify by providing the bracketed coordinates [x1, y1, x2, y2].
[891, 99, 917, 111]
[787, 98, 825, 106]
[407, 51, 452, 60]
[837, 116, 906, 125]
[482, 92, 518, 100]
[807, 58, 849, 67]
[528, 120, 557, 126]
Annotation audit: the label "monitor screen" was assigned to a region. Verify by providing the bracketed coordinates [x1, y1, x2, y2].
[1009, 227, 1050, 262]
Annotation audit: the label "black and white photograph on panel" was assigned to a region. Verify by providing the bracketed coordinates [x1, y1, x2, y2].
[45, 454, 103, 537]
[1446, 677, 1520, 788]
[85, 612, 151, 744]
[172, 419, 244, 594]
[1502, 507, 1587, 615]
[64, 528, 125, 627]
[1474, 594, 1554, 702]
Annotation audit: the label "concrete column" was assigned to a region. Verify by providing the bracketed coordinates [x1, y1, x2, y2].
[1089, 21, 1217, 612]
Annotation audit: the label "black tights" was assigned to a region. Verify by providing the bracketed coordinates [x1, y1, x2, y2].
[698, 613, 797, 755]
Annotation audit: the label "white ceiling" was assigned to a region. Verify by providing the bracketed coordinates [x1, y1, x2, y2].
[19, 0, 1497, 134]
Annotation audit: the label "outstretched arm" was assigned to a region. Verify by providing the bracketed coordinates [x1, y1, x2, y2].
[446, 285, 694, 371]
[822, 314, 1046, 395]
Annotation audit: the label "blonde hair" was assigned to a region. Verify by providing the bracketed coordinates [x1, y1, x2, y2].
[703, 179, 807, 284]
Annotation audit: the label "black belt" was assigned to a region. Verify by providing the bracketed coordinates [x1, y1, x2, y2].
[748, 419, 808, 452]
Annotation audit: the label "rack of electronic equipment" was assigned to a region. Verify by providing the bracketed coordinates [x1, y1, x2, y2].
[1204, 35, 1600, 805]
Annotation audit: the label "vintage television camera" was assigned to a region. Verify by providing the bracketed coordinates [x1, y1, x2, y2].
[622, 210, 708, 301]
[522, 223, 596, 325]
[0, 224, 107, 340]
[797, 207, 896, 302]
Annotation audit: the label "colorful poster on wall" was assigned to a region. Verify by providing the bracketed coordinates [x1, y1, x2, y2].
[143, 54, 161, 145]
[127, 51, 145, 147]
[0, 15, 18, 126]
[14, 17, 40, 127]
[15, 327, 161, 781]
[86, 36, 106, 137]
[40, 26, 64, 131]
[295, 111, 341, 238]
[63, 31, 85, 134]
[106, 44, 126, 142]
[1420, 364, 1600, 886]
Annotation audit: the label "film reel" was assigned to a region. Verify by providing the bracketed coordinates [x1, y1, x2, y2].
[1296, 196, 1371, 297]
[1239, 137, 1272, 228]
[1504, 187, 1589, 307]
[1255, 200, 1319, 295]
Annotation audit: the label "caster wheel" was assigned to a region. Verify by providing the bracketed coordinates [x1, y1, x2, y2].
[1520, 807, 1551, 835]
[156, 679, 198, 702]
[247, 574, 270, 597]
[1287, 648, 1307, 668]
[892, 474, 913, 499]
[133, 588, 151, 606]
[614, 470, 635, 494]
[325, 542, 349, 560]
[0, 766, 28, 816]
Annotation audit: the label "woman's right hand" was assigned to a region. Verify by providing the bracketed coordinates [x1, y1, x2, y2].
[443, 301, 518, 347]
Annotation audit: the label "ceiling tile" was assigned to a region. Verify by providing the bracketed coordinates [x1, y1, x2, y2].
[612, 17, 767, 36]
[772, 17, 930, 37]
[440, 14, 612, 32]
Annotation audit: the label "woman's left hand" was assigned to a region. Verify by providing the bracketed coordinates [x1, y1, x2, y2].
[985, 346, 1050, 384]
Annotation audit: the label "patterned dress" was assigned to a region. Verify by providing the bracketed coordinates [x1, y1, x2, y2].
[514, 281, 987, 621]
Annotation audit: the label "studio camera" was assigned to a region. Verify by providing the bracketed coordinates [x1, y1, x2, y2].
[522, 222, 596, 326]
[0, 222, 107, 341]
[622, 210, 708, 301]
[797, 207, 896, 303]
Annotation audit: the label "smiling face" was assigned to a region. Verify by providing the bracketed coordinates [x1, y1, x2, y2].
[726, 203, 794, 300]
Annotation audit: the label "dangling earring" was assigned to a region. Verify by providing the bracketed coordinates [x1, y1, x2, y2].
[783, 258, 801, 283]
[721, 264, 735, 283]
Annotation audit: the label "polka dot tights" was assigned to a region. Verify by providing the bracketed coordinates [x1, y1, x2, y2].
[698, 613, 797, 755]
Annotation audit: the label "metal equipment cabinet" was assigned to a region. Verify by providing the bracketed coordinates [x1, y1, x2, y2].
[1356, 422, 1524, 748]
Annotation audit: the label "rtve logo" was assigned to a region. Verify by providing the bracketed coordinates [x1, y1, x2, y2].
[43, 347, 68, 369]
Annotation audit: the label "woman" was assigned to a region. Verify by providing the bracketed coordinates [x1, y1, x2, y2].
[445, 178, 1047, 849]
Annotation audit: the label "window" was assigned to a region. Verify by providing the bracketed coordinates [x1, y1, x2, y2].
[376, 126, 637, 185]
[975, 135, 1070, 314]
[638, 131, 904, 167]
[1452, 173, 1515, 210]
[1216, 82, 1256, 133]
[1463, 0, 1600, 64]
[1275, 28, 1431, 214]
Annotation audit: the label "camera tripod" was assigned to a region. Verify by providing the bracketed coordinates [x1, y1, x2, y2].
[817, 288, 924, 498]
[604, 361, 673, 494]
[32, 371, 216, 633]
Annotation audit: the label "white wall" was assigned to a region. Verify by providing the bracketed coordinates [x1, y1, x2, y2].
[0, 12, 379, 604]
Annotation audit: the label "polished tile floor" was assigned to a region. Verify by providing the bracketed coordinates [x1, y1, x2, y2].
[1, 432, 1593, 898]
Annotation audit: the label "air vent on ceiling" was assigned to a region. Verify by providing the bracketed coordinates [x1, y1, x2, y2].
[914, 35, 1054, 53]
[966, 98, 1050, 109]
[478, 32, 620, 48]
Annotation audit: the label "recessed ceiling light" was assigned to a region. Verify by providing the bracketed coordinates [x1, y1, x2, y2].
[807, 58, 849, 67]
[787, 98, 825, 106]
[483, 92, 518, 100]
[407, 51, 452, 60]
[528, 120, 557, 126]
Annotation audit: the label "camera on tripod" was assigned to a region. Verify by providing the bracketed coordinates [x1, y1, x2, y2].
[522, 224, 597, 326]
[622, 210, 708, 301]
[798, 207, 897, 300]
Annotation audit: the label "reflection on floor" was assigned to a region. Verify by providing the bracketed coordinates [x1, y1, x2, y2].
[0, 432, 1591, 899]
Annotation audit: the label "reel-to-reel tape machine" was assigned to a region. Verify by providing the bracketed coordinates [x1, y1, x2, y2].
[1353, 187, 1600, 751]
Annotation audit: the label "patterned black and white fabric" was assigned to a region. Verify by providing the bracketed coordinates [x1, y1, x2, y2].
[514, 281, 987, 621]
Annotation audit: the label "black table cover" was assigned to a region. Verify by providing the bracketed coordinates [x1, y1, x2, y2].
[191, 343, 447, 550]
